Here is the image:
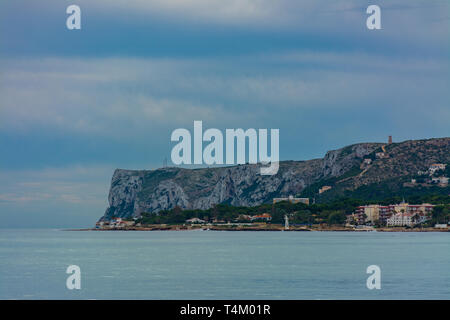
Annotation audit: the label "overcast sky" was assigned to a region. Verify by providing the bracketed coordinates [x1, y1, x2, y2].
[0, 0, 449, 228]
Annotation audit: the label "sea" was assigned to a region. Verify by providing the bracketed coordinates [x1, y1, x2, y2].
[0, 229, 449, 299]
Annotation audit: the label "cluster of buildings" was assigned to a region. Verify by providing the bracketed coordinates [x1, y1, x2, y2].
[350, 202, 434, 227]
[95, 218, 135, 229]
[243, 213, 272, 222]
[186, 213, 273, 224]
[413, 163, 448, 187]
[429, 163, 446, 174]
[416, 163, 446, 176]
[429, 163, 448, 186]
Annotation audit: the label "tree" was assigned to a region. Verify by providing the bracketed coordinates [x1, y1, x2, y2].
[271, 208, 285, 224]
[327, 211, 346, 225]
[432, 205, 449, 224]
[373, 219, 382, 228]
[293, 210, 314, 224]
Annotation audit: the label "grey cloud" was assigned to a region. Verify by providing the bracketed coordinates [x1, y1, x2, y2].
[0, 51, 448, 139]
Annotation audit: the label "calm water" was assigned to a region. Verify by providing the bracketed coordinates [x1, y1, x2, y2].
[0, 229, 449, 299]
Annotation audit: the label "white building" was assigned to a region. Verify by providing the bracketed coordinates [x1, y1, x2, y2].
[429, 163, 446, 174]
[273, 195, 309, 205]
[387, 213, 413, 226]
[386, 213, 428, 227]
[431, 176, 449, 186]
[375, 152, 386, 159]
[109, 218, 122, 228]
[95, 221, 104, 229]
[186, 218, 205, 224]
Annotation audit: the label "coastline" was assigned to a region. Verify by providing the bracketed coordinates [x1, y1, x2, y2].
[65, 225, 450, 232]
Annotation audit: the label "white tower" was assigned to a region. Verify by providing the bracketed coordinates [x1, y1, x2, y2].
[284, 215, 289, 230]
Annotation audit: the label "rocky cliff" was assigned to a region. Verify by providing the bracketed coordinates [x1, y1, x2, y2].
[100, 138, 450, 220]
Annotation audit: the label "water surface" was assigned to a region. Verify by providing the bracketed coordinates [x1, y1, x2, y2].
[0, 229, 448, 299]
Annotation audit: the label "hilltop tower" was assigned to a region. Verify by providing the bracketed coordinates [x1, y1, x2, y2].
[388, 135, 392, 144]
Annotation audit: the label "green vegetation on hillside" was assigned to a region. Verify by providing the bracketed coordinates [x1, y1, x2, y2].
[312, 175, 450, 204]
[135, 193, 449, 226]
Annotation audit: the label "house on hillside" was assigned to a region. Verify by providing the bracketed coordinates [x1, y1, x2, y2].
[319, 186, 332, 194]
[429, 163, 446, 174]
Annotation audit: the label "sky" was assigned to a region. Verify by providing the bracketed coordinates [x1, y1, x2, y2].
[0, 0, 449, 228]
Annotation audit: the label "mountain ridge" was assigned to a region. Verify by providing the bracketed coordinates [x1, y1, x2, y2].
[100, 137, 450, 220]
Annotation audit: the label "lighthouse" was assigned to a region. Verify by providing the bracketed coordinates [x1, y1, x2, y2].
[284, 215, 289, 230]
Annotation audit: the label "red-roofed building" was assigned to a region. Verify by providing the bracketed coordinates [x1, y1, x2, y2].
[250, 213, 272, 221]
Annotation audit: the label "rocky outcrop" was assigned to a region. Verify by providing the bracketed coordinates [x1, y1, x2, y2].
[100, 138, 450, 220]
[100, 141, 384, 220]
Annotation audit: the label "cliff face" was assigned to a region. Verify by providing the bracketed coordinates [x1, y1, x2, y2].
[100, 138, 450, 220]
[101, 142, 382, 220]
